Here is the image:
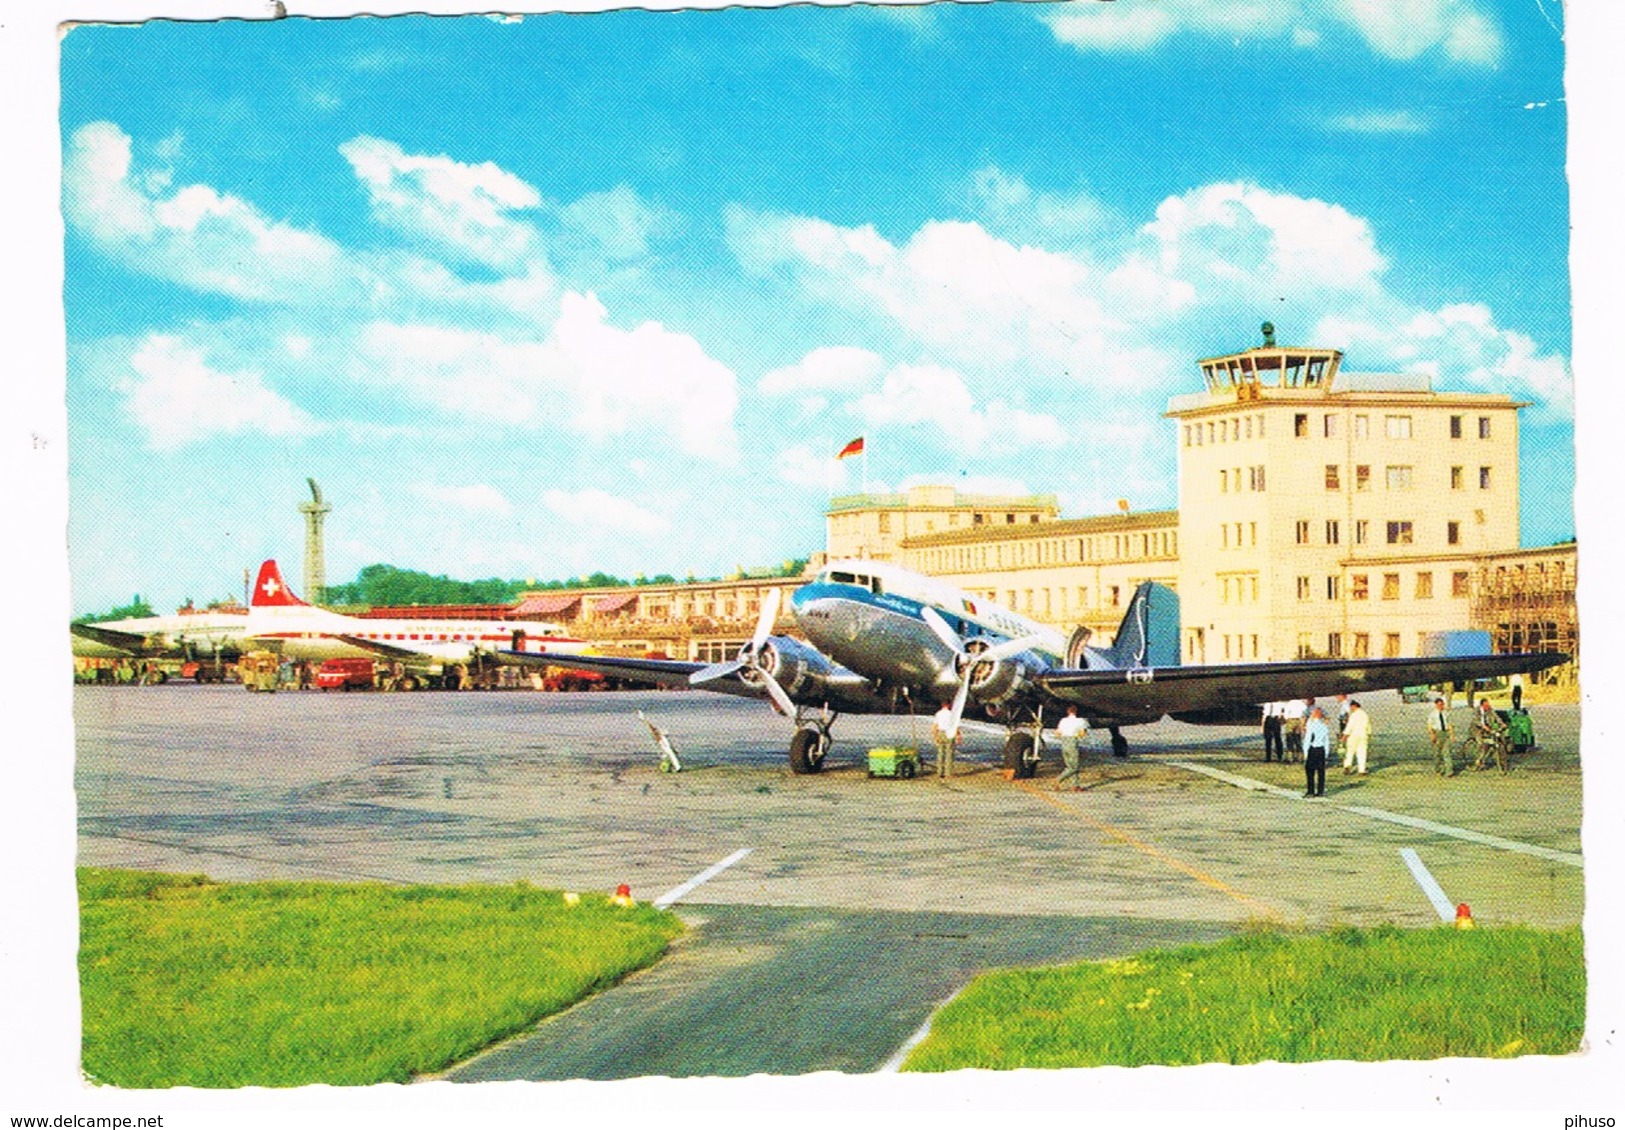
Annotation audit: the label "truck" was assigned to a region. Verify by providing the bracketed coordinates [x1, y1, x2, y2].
[315, 657, 377, 691]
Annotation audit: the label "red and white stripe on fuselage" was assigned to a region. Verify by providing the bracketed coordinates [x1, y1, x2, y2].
[246, 560, 585, 663]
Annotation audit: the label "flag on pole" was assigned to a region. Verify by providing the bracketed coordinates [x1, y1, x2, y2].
[836, 436, 865, 460]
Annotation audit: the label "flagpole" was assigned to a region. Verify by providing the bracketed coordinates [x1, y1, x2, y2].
[863, 441, 870, 495]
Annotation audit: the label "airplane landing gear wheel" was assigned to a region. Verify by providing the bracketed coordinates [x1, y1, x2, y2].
[1110, 727, 1129, 759]
[789, 727, 829, 774]
[1003, 732, 1037, 780]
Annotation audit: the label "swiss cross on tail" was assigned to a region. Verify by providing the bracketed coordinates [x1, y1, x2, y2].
[251, 560, 308, 608]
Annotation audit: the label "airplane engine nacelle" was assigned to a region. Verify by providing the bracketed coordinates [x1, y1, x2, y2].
[1170, 704, 1261, 726]
[965, 655, 1035, 710]
[751, 637, 840, 701]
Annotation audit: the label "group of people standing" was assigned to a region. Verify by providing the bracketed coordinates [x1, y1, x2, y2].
[1262, 696, 1371, 797]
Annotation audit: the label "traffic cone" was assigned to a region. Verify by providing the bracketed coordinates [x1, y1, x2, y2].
[1455, 903, 1475, 929]
[612, 883, 635, 908]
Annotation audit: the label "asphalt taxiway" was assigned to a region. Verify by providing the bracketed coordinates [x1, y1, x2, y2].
[73, 685, 1584, 1077]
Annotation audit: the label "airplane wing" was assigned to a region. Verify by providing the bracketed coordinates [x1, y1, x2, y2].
[1036, 651, 1567, 723]
[497, 648, 775, 699]
[70, 622, 149, 655]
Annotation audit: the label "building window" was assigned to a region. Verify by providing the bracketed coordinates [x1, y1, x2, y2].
[1452, 571, 1471, 598]
[1325, 464, 1341, 491]
[1220, 469, 1228, 493]
[1326, 576, 1340, 600]
[1354, 414, 1369, 439]
[1386, 521, 1413, 545]
[1382, 573, 1401, 600]
[1297, 633, 1316, 659]
[1324, 415, 1339, 438]
[1384, 633, 1402, 658]
[1480, 466, 1492, 489]
[1447, 521, 1460, 546]
[1257, 414, 1266, 438]
[1450, 415, 1463, 439]
[1252, 635, 1260, 658]
[1250, 576, 1259, 602]
[1386, 415, 1413, 440]
[1328, 632, 1343, 658]
[877, 512, 890, 533]
[1451, 466, 1464, 490]
[1355, 520, 1369, 545]
[1351, 574, 1369, 600]
[1355, 465, 1371, 492]
[1479, 416, 1492, 439]
[1249, 522, 1257, 547]
[1353, 633, 1370, 658]
[1386, 465, 1414, 491]
[1294, 413, 1309, 437]
[1110, 586, 1121, 607]
[1245, 416, 1253, 439]
[1296, 520, 1311, 545]
[1221, 524, 1229, 549]
[1326, 520, 1340, 545]
[1297, 576, 1312, 601]
[1207, 423, 1215, 444]
[1184, 425, 1193, 447]
[1416, 572, 1434, 599]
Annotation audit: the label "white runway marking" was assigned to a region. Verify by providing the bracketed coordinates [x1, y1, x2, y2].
[652, 848, 753, 910]
[1162, 760, 1582, 868]
[1400, 847, 1457, 922]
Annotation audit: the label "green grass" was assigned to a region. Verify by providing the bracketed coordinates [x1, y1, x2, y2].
[903, 924, 1584, 1071]
[78, 868, 684, 1088]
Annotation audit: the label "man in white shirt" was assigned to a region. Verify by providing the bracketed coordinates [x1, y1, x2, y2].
[1428, 697, 1454, 776]
[932, 702, 958, 779]
[1341, 699, 1371, 775]
[1303, 706, 1331, 798]
[1055, 706, 1088, 791]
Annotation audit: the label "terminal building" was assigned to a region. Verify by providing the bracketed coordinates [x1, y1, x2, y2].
[516, 328, 1576, 678]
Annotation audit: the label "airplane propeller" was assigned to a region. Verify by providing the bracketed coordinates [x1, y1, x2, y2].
[920, 606, 1044, 739]
[689, 588, 796, 716]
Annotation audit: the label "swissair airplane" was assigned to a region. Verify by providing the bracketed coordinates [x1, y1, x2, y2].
[245, 560, 587, 673]
[499, 557, 1566, 775]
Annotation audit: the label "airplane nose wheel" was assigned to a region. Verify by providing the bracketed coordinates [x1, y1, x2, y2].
[789, 726, 830, 775]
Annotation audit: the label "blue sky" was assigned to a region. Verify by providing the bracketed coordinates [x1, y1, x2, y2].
[60, 0, 1574, 614]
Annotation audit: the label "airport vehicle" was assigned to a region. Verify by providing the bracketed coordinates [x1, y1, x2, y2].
[239, 650, 280, 693]
[244, 560, 588, 677]
[315, 656, 377, 690]
[500, 557, 1566, 776]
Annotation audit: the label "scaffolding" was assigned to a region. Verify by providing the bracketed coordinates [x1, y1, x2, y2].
[1470, 545, 1578, 682]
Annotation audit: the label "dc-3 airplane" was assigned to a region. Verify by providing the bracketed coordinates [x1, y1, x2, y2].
[244, 560, 587, 675]
[498, 557, 1567, 776]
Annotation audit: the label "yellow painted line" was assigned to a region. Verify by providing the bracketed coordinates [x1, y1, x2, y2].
[1018, 781, 1281, 921]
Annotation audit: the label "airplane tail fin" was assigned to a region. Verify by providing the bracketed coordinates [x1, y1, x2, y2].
[1105, 582, 1181, 668]
[250, 560, 309, 608]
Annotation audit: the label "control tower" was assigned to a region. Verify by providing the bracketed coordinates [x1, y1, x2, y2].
[298, 478, 332, 605]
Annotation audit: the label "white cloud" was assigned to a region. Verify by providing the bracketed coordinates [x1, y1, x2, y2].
[1323, 109, 1432, 134]
[542, 489, 670, 536]
[1043, 0, 1502, 65]
[1142, 182, 1388, 294]
[120, 335, 314, 450]
[339, 135, 544, 270]
[559, 184, 679, 262]
[854, 363, 1065, 452]
[64, 122, 347, 302]
[413, 483, 515, 516]
[759, 346, 885, 394]
[355, 290, 739, 461]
